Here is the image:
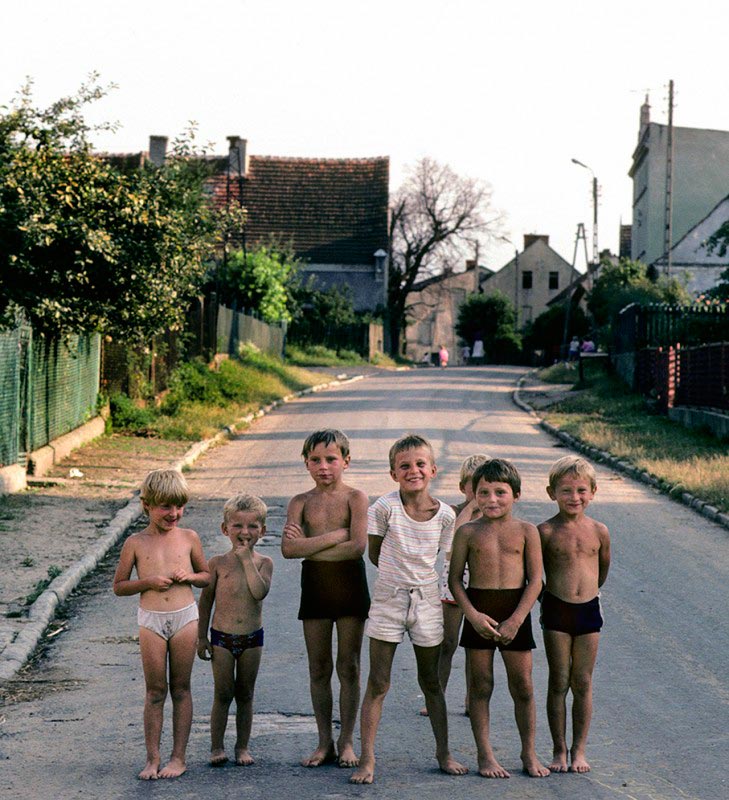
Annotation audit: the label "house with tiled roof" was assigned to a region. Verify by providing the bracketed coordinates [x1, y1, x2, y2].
[148, 135, 390, 311]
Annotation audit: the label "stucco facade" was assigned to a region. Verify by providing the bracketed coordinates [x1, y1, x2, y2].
[629, 100, 729, 269]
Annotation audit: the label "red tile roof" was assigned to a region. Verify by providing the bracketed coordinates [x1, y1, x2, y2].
[208, 156, 389, 265]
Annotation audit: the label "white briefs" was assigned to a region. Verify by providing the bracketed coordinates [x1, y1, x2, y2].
[137, 602, 198, 640]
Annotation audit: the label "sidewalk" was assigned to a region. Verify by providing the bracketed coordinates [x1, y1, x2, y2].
[0, 372, 364, 681]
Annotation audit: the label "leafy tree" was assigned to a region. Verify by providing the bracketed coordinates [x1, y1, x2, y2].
[287, 283, 361, 351]
[702, 267, 729, 302]
[455, 291, 521, 363]
[587, 258, 690, 337]
[0, 77, 227, 344]
[522, 302, 590, 357]
[218, 243, 299, 323]
[388, 157, 502, 353]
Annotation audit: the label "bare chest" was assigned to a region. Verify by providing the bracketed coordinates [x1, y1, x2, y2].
[303, 494, 351, 534]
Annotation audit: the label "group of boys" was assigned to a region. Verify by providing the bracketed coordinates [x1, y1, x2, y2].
[114, 429, 610, 784]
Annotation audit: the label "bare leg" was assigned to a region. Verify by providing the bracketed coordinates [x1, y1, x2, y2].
[414, 643, 467, 776]
[334, 617, 365, 767]
[502, 650, 549, 778]
[234, 645, 262, 765]
[208, 645, 235, 765]
[421, 604, 463, 716]
[569, 633, 600, 773]
[350, 639, 398, 784]
[543, 629, 572, 772]
[138, 627, 168, 780]
[159, 621, 197, 778]
[301, 619, 337, 766]
[467, 648, 509, 778]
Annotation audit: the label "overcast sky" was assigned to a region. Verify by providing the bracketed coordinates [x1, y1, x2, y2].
[3, 0, 728, 271]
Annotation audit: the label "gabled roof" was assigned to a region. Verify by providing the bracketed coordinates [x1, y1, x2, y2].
[208, 155, 390, 265]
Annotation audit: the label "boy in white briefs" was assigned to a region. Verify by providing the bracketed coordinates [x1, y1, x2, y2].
[350, 434, 467, 784]
[113, 469, 209, 780]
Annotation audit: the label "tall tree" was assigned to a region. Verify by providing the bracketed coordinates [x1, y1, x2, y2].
[0, 77, 229, 344]
[387, 158, 502, 353]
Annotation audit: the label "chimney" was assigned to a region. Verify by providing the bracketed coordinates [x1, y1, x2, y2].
[523, 234, 549, 250]
[149, 135, 168, 166]
[227, 136, 249, 177]
[640, 94, 651, 136]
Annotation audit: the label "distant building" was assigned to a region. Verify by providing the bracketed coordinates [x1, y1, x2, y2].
[629, 97, 729, 274]
[481, 235, 578, 328]
[113, 136, 390, 312]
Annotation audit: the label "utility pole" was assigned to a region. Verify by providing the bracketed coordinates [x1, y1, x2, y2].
[571, 158, 598, 265]
[663, 79, 675, 276]
[561, 223, 589, 359]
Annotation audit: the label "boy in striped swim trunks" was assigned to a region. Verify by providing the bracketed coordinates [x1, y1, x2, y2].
[350, 434, 467, 785]
[449, 458, 549, 780]
[538, 456, 611, 775]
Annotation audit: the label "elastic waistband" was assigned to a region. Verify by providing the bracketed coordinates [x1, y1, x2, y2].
[138, 601, 197, 615]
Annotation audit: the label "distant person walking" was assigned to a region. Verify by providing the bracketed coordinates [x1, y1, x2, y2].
[438, 345, 449, 369]
[461, 345, 471, 365]
[568, 337, 580, 363]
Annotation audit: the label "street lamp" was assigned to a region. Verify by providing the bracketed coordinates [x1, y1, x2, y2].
[571, 158, 598, 265]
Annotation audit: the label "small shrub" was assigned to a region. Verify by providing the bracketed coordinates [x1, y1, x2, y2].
[109, 393, 158, 433]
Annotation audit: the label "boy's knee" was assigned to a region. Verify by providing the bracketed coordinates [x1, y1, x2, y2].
[417, 669, 441, 697]
[470, 677, 493, 701]
[146, 684, 168, 705]
[336, 656, 359, 685]
[214, 686, 236, 706]
[235, 684, 255, 705]
[508, 675, 533, 703]
[367, 673, 390, 698]
[169, 682, 191, 703]
[309, 659, 334, 684]
[570, 673, 592, 697]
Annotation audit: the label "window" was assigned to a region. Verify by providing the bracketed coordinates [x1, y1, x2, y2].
[522, 271, 533, 290]
[549, 271, 559, 290]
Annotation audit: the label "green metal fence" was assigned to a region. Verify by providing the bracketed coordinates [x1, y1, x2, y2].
[0, 321, 100, 467]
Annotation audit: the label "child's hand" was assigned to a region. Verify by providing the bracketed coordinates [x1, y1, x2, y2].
[147, 575, 173, 592]
[197, 638, 213, 660]
[472, 613, 500, 641]
[234, 542, 253, 559]
[171, 568, 193, 584]
[496, 616, 521, 645]
[283, 522, 304, 539]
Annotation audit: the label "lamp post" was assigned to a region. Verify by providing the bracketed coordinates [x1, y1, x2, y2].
[571, 158, 598, 265]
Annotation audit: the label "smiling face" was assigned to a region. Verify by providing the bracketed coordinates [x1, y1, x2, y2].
[474, 478, 517, 520]
[304, 441, 350, 487]
[390, 446, 437, 493]
[144, 502, 185, 533]
[548, 473, 596, 517]
[222, 510, 266, 549]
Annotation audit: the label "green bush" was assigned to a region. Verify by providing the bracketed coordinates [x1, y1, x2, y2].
[110, 393, 158, 432]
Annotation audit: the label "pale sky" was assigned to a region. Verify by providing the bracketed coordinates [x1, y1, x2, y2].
[3, 0, 728, 272]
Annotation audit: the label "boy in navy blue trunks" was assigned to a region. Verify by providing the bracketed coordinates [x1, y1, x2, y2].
[283, 429, 370, 769]
[538, 456, 611, 774]
[449, 459, 549, 779]
[197, 494, 273, 767]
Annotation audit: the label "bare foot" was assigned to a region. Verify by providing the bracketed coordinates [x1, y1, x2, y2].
[159, 757, 186, 779]
[301, 743, 336, 767]
[548, 751, 569, 773]
[350, 758, 375, 784]
[337, 743, 359, 768]
[419, 705, 429, 716]
[235, 747, 254, 766]
[477, 756, 510, 778]
[138, 759, 160, 780]
[438, 755, 468, 775]
[209, 750, 228, 767]
[521, 754, 550, 778]
[570, 750, 591, 773]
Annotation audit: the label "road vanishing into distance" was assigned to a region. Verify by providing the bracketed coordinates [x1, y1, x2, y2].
[1, 366, 727, 800]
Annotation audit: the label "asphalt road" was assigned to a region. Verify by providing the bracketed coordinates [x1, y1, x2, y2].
[1, 366, 727, 800]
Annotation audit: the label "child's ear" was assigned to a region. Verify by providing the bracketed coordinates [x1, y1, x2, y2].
[546, 485, 556, 500]
[390, 469, 398, 483]
[221, 522, 228, 535]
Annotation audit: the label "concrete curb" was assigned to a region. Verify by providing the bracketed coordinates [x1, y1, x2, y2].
[512, 371, 729, 533]
[0, 373, 365, 683]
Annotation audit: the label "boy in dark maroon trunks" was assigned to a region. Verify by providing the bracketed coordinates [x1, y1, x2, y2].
[282, 429, 370, 768]
[449, 459, 548, 779]
[539, 456, 611, 774]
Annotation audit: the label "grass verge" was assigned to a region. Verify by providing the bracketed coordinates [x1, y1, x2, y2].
[110, 346, 330, 441]
[537, 361, 729, 513]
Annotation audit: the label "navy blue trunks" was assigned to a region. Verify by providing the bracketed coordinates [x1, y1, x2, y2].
[540, 590, 603, 636]
[459, 587, 536, 651]
[210, 627, 264, 658]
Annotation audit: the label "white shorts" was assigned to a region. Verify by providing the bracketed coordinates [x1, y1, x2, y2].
[137, 602, 198, 641]
[440, 560, 470, 604]
[365, 581, 443, 648]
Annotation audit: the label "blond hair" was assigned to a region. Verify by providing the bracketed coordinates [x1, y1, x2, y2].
[548, 455, 597, 491]
[459, 453, 491, 489]
[388, 433, 434, 470]
[140, 469, 189, 508]
[223, 493, 267, 525]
